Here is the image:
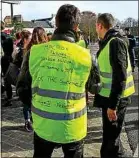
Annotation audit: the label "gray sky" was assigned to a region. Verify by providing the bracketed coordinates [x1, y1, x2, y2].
[1, 1, 138, 21]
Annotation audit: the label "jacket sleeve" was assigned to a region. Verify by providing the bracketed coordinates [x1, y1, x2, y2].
[86, 54, 101, 95]
[129, 35, 136, 48]
[86, 65, 93, 92]
[109, 38, 128, 109]
[16, 52, 32, 105]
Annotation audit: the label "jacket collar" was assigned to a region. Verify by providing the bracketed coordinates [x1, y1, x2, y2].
[51, 28, 78, 43]
[102, 29, 119, 43]
[97, 29, 122, 57]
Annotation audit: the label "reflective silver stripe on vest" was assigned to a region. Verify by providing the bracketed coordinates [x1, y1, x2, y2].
[32, 87, 85, 100]
[102, 81, 134, 89]
[32, 105, 87, 120]
[100, 72, 112, 78]
[100, 71, 132, 78]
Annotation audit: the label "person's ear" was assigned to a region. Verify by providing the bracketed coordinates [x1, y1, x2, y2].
[97, 23, 102, 30]
[73, 24, 79, 32]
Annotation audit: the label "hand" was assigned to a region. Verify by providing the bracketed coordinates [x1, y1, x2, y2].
[107, 108, 117, 122]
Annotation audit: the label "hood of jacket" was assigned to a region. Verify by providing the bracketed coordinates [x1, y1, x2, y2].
[99, 28, 129, 49]
[51, 27, 79, 43]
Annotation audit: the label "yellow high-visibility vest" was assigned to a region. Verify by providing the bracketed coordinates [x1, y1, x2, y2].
[77, 40, 86, 48]
[29, 41, 91, 143]
[98, 37, 135, 98]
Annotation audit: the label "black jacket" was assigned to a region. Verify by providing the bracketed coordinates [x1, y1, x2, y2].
[4, 40, 24, 85]
[16, 29, 78, 106]
[1, 32, 13, 75]
[93, 29, 129, 109]
[127, 34, 136, 50]
[16, 51, 32, 105]
[1, 32, 13, 56]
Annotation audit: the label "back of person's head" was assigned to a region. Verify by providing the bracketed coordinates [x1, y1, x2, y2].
[1, 21, 5, 31]
[124, 27, 130, 35]
[31, 27, 47, 44]
[124, 27, 130, 32]
[115, 25, 120, 29]
[16, 32, 21, 40]
[27, 27, 47, 51]
[97, 13, 115, 30]
[21, 30, 31, 41]
[20, 30, 31, 53]
[55, 4, 81, 30]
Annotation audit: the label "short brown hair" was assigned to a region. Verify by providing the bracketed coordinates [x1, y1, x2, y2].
[97, 13, 115, 29]
[21, 30, 31, 40]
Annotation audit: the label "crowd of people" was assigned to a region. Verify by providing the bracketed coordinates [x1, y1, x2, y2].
[1, 4, 137, 158]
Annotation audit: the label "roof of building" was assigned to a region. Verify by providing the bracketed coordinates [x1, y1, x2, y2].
[4, 15, 54, 28]
[22, 20, 53, 28]
[14, 14, 22, 18]
[32, 17, 53, 22]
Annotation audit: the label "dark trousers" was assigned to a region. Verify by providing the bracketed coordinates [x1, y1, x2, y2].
[129, 49, 136, 69]
[1, 56, 12, 100]
[23, 104, 31, 121]
[4, 79, 12, 99]
[1, 85, 5, 94]
[33, 132, 84, 158]
[101, 97, 130, 158]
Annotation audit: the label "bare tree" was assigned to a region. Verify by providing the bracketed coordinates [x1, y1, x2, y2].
[122, 17, 138, 27]
[79, 11, 97, 42]
[120, 17, 138, 35]
[115, 18, 122, 26]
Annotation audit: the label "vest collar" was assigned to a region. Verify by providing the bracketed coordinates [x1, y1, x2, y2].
[51, 34, 75, 43]
[97, 29, 119, 58]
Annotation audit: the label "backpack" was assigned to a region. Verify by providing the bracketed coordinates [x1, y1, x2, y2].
[4, 42, 23, 86]
[86, 53, 102, 94]
[5, 62, 20, 86]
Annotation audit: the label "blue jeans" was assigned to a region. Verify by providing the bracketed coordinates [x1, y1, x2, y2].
[23, 104, 31, 120]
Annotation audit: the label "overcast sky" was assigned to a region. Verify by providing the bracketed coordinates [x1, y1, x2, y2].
[1, 1, 138, 21]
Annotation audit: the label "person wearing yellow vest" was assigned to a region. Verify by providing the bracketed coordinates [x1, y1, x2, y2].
[76, 30, 88, 48]
[76, 30, 90, 107]
[92, 13, 135, 158]
[77, 39, 86, 48]
[29, 4, 92, 158]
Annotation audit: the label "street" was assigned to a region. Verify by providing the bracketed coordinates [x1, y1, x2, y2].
[1, 69, 138, 157]
[1, 90, 103, 157]
[90, 43, 139, 157]
[124, 67, 139, 156]
[1, 42, 138, 157]
[1, 1, 138, 157]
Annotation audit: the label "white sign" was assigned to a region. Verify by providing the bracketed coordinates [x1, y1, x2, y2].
[2, 0, 20, 4]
